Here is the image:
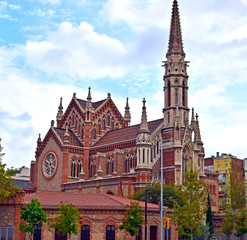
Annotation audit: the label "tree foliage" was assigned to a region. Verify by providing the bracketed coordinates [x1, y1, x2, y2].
[221, 167, 247, 239]
[130, 183, 184, 208]
[0, 138, 19, 201]
[172, 165, 207, 240]
[119, 202, 144, 238]
[51, 203, 80, 237]
[206, 193, 214, 234]
[19, 198, 47, 234]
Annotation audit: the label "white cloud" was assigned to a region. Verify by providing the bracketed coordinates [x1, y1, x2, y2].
[8, 4, 21, 10]
[101, 0, 169, 31]
[25, 22, 127, 79]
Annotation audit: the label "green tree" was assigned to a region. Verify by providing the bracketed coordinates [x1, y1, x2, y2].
[0, 138, 19, 201]
[206, 193, 214, 234]
[221, 167, 247, 240]
[220, 207, 235, 240]
[19, 198, 47, 234]
[119, 202, 144, 240]
[130, 183, 184, 208]
[235, 210, 247, 240]
[51, 203, 80, 238]
[172, 165, 207, 240]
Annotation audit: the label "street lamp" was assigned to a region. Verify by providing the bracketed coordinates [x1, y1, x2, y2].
[160, 137, 164, 240]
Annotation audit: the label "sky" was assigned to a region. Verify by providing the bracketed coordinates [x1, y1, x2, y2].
[1, 0, 247, 168]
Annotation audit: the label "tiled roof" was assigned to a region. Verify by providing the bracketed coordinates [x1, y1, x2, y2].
[76, 98, 106, 110]
[14, 180, 35, 189]
[54, 128, 83, 147]
[93, 119, 163, 147]
[23, 192, 159, 210]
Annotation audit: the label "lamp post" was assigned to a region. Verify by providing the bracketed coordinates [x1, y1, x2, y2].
[160, 137, 163, 240]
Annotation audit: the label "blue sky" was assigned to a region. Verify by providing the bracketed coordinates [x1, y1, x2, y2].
[1, 0, 247, 168]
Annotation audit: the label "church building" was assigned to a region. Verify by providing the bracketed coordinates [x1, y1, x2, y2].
[31, 0, 218, 211]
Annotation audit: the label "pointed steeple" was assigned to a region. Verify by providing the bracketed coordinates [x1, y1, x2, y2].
[139, 98, 150, 133]
[87, 87, 92, 101]
[56, 97, 63, 122]
[191, 107, 195, 122]
[86, 87, 92, 109]
[124, 97, 131, 125]
[167, 0, 185, 58]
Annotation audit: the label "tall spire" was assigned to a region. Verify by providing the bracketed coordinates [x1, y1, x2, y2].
[139, 98, 149, 132]
[167, 0, 185, 58]
[56, 97, 63, 122]
[87, 87, 92, 101]
[191, 107, 195, 122]
[86, 87, 92, 110]
[124, 97, 131, 125]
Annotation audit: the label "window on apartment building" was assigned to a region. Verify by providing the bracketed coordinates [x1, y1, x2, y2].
[225, 161, 228, 167]
[81, 225, 90, 240]
[217, 162, 220, 168]
[0, 227, 14, 240]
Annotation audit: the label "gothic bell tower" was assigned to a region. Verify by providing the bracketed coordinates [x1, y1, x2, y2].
[161, 0, 205, 184]
[163, 0, 189, 126]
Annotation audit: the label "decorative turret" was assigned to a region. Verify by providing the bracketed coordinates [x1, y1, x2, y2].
[64, 124, 70, 145]
[124, 97, 131, 126]
[139, 98, 150, 133]
[35, 134, 42, 156]
[86, 87, 92, 109]
[56, 97, 63, 125]
[191, 107, 195, 122]
[136, 99, 152, 170]
[85, 87, 93, 122]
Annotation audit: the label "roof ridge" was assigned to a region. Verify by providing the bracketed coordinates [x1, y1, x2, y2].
[103, 194, 136, 206]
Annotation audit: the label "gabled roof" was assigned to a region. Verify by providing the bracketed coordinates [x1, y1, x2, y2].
[54, 128, 83, 147]
[93, 119, 163, 147]
[23, 192, 159, 210]
[76, 98, 106, 110]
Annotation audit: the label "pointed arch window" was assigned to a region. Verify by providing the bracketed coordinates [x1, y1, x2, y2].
[182, 81, 185, 107]
[138, 149, 141, 163]
[175, 88, 178, 105]
[71, 159, 76, 177]
[183, 112, 186, 124]
[72, 115, 75, 126]
[97, 122, 101, 135]
[107, 114, 110, 126]
[130, 154, 134, 169]
[77, 160, 82, 177]
[168, 112, 170, 124]
[168, 81, 171, 106]
[157, 141, 159, 154]
[111, 118, 114, 130]
[92, 127, 96, 139]
[153, 145, 156, 158]
[90, 161, 94, 178]
[102, 118, 105, 130]
[125, 154, 129, 173]
[143, 149, 145, 163]
[107, 158, 111, 175]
